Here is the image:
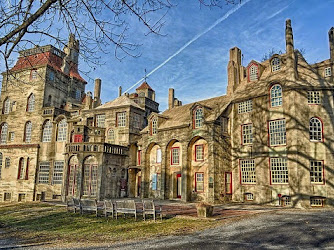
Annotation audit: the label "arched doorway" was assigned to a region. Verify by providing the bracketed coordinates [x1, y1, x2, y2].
[67, 156, 79, 197]
[82, 156, 98, 198]
[166, 139, 182, 199]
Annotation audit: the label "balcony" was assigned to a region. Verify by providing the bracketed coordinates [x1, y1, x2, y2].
[66, 142, 128, 156]
[42, 107, 70, 117]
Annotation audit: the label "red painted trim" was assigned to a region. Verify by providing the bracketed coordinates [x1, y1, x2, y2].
[239, 158, 256, 185]
[225, 172, 232, 195]
[195, 144, 204, 162]
[268, 118, 287, 147]
[310, 159, 325, 185]
[176, 173, 181, 198]
[25, 157, 29, 180]
[137, 150, 141, 166]
[269, 157, 289, 185]
[247, 62, 259, 82]
[195, 172, 204, 192]
[17, 158, 24, 180]
[170, 147, 180, 166]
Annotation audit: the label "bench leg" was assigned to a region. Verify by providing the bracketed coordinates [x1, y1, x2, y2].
[135, 212, 137, 221]
[143, 213, 146, 221]
[116, 212, 118, 220]
[154, 212, 156, 222]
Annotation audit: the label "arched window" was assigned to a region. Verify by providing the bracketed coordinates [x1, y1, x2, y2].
[310, 117, 323, 142]
[107, 129, 115, 143]
[24, 121, 32, 142]
[271, 57, 281, 72]
[270, 84, 282, 107]
[57, 119, 67, 141]
[3, 98, 10, 114]
[249, 64, 258, 81]
[0, 123, 8, 144]
[27, 93, 35, 112]
[17, 158, 25, 180]
[194, 107, 203, 128]
[25, 157, 29, 180]
[42, 120, 52, 142]
[151, 117, 157, 135]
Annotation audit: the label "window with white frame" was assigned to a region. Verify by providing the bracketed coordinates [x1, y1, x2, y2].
[245, 193, 254, 201]
[282, 196, 291, 206]
[310, 197, 324, 207]
[156, 148, 162, 163]
[309, 117, 323, 142]
[308, 91, 321, 104]
[195, 173, 204, 192]
[31, 69, 38, 79]
[27, 94, 35, 112]
[270, 158, 288, 184]
[151, 117, 157, 135]
[171, 147, 180, 165]
[17, 158, 25, 180]
[38, 162, 50, 184]
[83, 165, 98, 196]
[117, 112, 126, 127]
[195, 145, 204, 161]
[3, 98, 10, 114]
[310, 160, 323, 184]
[53, 161, 64, 185]
[42, 120, 52, 142]
[240, 159, 256, 184]
[269, 119, 286, 146]
[242, 124, 253, 145]
[96, 114, 105, 128]
[5, 157, 10, 168]
[24, 121, 32, 142]
[238, 100, 252, 114]
[194, 107, 204, 128]
[270, 84, 283, 107]
[249, 64, 258, 81]
[57, 119, 67, 141]
[107, 129, 115, 143]
[325, 67, 332, 77]
[0, 123, 8, 144]
[271, 57, 281, 72]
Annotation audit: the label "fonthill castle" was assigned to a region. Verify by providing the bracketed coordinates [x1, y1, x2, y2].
[0, 20, 334, 208]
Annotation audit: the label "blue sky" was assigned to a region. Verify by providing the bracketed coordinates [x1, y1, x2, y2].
[3, 0, 334, 111]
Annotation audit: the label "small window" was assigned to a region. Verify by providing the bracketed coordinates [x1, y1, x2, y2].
[238, 100, 252, 114]
[5, 157, 10, 168]
[18, 193, 26, 202]
[156, 148, 162, 163]
[42, 120, 52, 142]
[96, 114, 105, 128]
[309, 117, 323, 142]
[249, 64, 258, 81]
[324, 67, 331, 77]
[195, 173, 204, 192]
[38, 162, 50, 184]
[3, 98, 10, 114]
[9, 132, 14, 142]
[57, 119, 67, 141]
[281, 195, 291, 206]
[52, 161, 64, 185]
[4, 192, 11, 201]
[268, 119, 286, 146]
[194, 107, 204, 128]
[271, 57, 281, 72]
[171, 147, 180, 165]
[24, 121, 32, 142]
[31, 69, 38, 79]
[27, 93, 35, 112]
[195, 145, 204, 161]
[241, 124, 253, 145]
[117, 112, 126, 127]
[270, 84, 282, 107]
[151, 117, 157, 135]
[0, 123, 8, 144]
[240, 159, 256, 184]
[270, 158, 288, 184]
[49, 71, 55, 81]
[245, 193, 254, 201]
[308, 91, 321, 104]
[310, 197, 325, 207]
[310, 160, 324, 184]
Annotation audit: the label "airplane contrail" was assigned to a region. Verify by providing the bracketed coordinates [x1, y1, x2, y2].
[124, 0, 251, 93]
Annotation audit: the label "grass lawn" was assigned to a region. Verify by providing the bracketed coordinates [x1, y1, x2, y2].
[0, 202, 221, 246]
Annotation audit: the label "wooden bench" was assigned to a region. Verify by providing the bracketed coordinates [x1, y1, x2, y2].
[67, 198, 81, 213]
[103, 199, 114, 218]
[115, 200, 138, 220]
[80, 199, 98, 216]
[142, 200, 162, 221]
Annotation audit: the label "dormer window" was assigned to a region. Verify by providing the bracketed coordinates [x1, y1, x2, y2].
[151, 117, 157, 135]
[249, 64, 258, 81]
[194, 107, 203, 128]
[271, 57, 281, 72]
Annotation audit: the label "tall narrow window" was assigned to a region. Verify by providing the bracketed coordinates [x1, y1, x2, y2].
[151, 117, 157, 135]
[270, 84, 282, 107]
[83, 164, 98, 196]
[38, 162, 50, 184]
[137, 150, 141, 165]
[0, 123, 8, 144]
[57, 119, 67, 141]
[53, 161, 64, 185]
[225, 172, 232, 194]
[195, 173, 204, 192]
[171, 147, 180, 165]
[194, 107, 203, 128]
[271, 57, 281, 72]
[117, 112, 126, 127]
[96, 114, 105, 128]
[249, 64, 258, 81]
[309, 117, 323, 142]
[31, 69, 38, 79]
[241, 124, 253, 145]
[42, 120, 52, 142]
[25, 158, 29, 180]
[27, 93, 35, 112]
[3, 98, 10, 114]
[325, 67, 332, 77]
[5, 157, 10, 168]
[156, 148, 162, 163]
[24, 121, 32, 142]
[68, 165, 77, 196]
[107, 129, 115, 143]
[195, 145, 204, 161]
[17, 158, 25, 180]
[270, 158, 288, 184]
[240, 159, 256, 184]
[0, 153, 2, 179]
[269, 119, 286, 146]
[310, 160, 324, 184]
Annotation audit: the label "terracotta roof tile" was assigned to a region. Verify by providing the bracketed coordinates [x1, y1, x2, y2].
[136, 82, 153, 91]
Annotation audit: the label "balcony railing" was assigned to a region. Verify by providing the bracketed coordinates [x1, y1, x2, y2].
[66, 142, 128, 155]
[42, 107, 70, 117]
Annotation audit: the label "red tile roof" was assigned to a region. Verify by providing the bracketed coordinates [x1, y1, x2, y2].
[136, 82, 153, 91]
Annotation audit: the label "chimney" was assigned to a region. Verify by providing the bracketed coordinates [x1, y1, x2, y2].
[329, 27, 334, 62]
[85, 91, 93, 109]
[285, 19, 296, 80]
[118, 86, 122, 97]
[227, 47, 242, 95]
[168, 88, 174, 109]
[93, 78, 101, 107]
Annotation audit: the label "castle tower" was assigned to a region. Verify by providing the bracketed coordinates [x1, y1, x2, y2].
[62, 34, 80, 75]
[227, 47, 242, 95]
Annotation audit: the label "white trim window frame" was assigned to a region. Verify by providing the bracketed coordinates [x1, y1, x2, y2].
[38, 162, 50, 184]
[117, 112, 126, 127]
[307, 91, 321, 104]
[309, 117, 323, 142]
[27, 94, 35, 112]
[194, 108, 204, 128]
[249, 64, 258, 81]
[269, 119, 286, 146]
[271, 57, 281, 72]
[324, 67, 331, 77]
[24, 121, 32, 142]
[0, 123, 8, 144]
[242, 124, 253, 145]
[171, 147, 180, 165]
[52, 161, 64, 185]
[151, 117, 158, 135]
[270, 84, 283, 107]
[96, 114, 105, 128]
[270, 158, 288, 184]
[310, 160, 324, 184]
[42, 120, 52, 142]
[238, 100, 252, 114]
[240, 159, 256, 184]
[57, 119, 67, 141]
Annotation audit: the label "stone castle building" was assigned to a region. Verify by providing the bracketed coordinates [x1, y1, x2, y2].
[0, 20, 333, 208]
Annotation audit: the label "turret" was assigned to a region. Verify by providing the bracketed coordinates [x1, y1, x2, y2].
[227, 47, 242, 95]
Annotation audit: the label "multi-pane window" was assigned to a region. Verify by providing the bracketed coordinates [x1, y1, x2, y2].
[238, 100, 252, 114]
[195, 173, 204, 192]
[310, 160, 324, 184]
[42, 120, 52, 142]
[38, 162, 50, 184]
[31, 69, 38, 79]
[240, 159, 256, 184]
[269, 119, 286, 146]
[151, 117, 157, 135]
[27, 94, 35, 112]
[0, 123, 8, 144]
[271, 57, 281, 72]
[245, 193, 254, 201]
[67, 165, 77, 196]
[17, 158, 25, 180]
[3, 98, 10, 114]
[308, 91, 321, 104]
[5, 157, 10, 168]
[107, 129, 115, 143]
[195, 145, 204, 161]
[83, 165, 98, 196]
[310, 197, 324, 207]
[282, 196, 291, 206]
[309, 117, 323, 142]
[53, 161, 64, 185]
[270, 158, 288, 184]
[242, 124, 253, 145]
[24, 121, 32, 142]
[325, 67, 332, 77]
[117, 112, 126, 127]
[96, 114, 105, 128]
[194, 108, 203, 128]
[57, 119, 67, 141]
[249, 64, 258, 81]
[9, 132, 14, 142]
[270, 84, 283, 107]
[171, 147, 180, 165]
[156, 148, 162, 163]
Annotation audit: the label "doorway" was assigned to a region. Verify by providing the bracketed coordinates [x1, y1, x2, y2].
[176, 174, 181, 198]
